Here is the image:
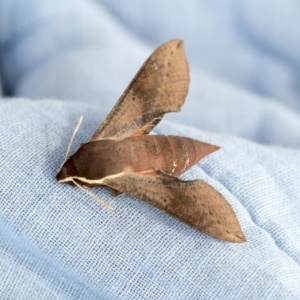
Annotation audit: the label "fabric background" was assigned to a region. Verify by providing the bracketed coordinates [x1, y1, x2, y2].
[0, 0, 300, 299]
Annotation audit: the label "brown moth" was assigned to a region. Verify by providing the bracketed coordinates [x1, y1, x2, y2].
[57, 39, 246, 243]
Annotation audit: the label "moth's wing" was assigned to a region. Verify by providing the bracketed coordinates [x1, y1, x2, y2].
[102, 172, 246, 243]
[90, 39, 189, 141]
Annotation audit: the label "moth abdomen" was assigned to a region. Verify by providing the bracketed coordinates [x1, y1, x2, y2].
[148, 135, 219, 176]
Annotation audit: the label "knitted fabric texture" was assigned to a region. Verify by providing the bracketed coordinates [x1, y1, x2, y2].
[0, 0, 300, 299]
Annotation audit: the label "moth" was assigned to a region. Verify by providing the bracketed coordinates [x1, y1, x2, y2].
[57, 39, 246, 243]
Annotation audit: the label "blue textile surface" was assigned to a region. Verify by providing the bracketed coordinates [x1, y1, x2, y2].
[0, 0, 300, 299]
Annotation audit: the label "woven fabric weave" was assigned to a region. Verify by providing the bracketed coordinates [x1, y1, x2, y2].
[0, 0, 300, 299]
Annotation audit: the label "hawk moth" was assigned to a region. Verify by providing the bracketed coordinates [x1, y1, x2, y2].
[57, 39, 246, 243]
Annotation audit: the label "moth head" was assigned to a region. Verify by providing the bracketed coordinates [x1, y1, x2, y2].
[56, 159, 76, 184]
[57, 115, 83, 184]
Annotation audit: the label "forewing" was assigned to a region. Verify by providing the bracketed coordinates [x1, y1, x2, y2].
[103, 172, 246, 243]
[91, 39, 189, 141]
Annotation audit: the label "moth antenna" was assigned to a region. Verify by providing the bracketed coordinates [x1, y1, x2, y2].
[64, 115, 83, 161]
[72, 179, 115, 212]
[58, 115, 83, 171]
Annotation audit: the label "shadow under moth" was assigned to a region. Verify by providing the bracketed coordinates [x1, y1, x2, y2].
[57, 39, 246, 243]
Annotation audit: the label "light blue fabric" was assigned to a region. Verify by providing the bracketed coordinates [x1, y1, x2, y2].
[0, 0, 300, 299]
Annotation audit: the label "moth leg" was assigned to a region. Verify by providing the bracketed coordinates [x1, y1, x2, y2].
[109, 188, 122, 197]
[71, 179, 115, 211]
[102, 171, 246, 243]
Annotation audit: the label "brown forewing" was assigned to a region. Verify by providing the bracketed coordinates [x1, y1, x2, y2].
[90, 39, 189, 141]
[102, 172, 246, 243]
